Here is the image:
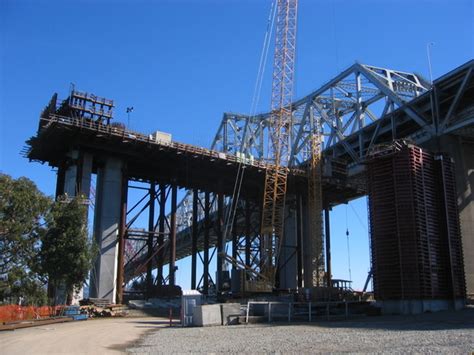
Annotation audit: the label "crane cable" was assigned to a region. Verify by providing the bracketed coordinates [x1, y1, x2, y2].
[222, 0, 278, 258]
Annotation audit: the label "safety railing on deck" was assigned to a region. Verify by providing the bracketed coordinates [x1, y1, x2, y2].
[39, 114, 305, 175]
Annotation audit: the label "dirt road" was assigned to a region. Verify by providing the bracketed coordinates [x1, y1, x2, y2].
[0, 317, 173, 354]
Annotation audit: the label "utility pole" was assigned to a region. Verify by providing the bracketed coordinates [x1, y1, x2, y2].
[427, 42, 435, 84]
[126, 106, 134, 128]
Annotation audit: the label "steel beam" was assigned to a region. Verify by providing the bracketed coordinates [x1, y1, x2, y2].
[191, 189, 198, 289]
[146, 183, 155, 295]
[232, 214, 238, 271]
[324, 207, 331, 287]
[169, 184, 177, 285]
[203, 191, 210, 294]
[245, 200, 251, 269]
[216, 193, 224, 293]
[296, 194, 303, 288]
[157, 184, 166, 285]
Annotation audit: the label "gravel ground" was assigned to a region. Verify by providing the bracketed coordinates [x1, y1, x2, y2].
[128, 307, 474, 354]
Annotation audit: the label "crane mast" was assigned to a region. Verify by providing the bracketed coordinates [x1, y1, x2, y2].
[260, 0, 298, 283]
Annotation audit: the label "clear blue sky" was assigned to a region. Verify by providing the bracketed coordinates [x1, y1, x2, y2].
[1, 0, 473, 291]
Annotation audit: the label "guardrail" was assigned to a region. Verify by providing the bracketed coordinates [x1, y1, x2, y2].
[245, 300, 356, 323]
[39, 114, 305, 175]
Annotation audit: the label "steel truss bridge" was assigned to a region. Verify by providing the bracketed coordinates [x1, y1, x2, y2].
[26, 60, 474, 300]
[157, 60, 473, 287]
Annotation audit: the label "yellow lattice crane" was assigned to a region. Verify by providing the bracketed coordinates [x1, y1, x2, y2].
[260, 0, 298, 286]
[260, 0, 324, 290]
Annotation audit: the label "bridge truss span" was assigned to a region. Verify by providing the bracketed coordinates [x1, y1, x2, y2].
[25, 60, 474, 301]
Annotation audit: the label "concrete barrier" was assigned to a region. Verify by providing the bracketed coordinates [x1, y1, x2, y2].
[192, 304, 222, 326]
[221, 303, 241, 325]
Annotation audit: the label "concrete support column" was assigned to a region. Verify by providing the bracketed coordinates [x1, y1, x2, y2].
[278, 203, 298, 289]
[63, 153, 78, 197]
[301, 196, 313, 288]
[55, 161, 66, 198]
[432, 135, 474, 297]
[63, 150, 92, 198]
[53, 150, 93, 304]
[216, 193, 224, 293]
[90, 157, 124, 303]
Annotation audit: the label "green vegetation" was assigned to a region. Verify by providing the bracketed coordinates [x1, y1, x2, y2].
[37, 197, 96, 304]
[0, 173, 95, 305]
[0, 174, 50, 305]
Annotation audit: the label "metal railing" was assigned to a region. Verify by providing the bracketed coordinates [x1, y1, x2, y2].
[39, 114, 306, 176]
[245, 300, 356, 323]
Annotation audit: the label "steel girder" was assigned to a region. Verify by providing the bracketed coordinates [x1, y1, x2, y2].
[157, 63, 430, 264]
[126, 61, 474, 279]
[213, 63, 430, 167]
[434, 62, 474, 136]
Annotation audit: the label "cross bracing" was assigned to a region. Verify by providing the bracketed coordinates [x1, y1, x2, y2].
[213, 63, 430, 167]
[153, 61, 474, 282]
[167, 63, 431, 248]
[25, 60, 474, 295]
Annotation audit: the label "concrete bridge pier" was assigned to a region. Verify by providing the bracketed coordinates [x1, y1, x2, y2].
[215, 193, 225, 294]
[53, 150, 93, 304]
[300, 196, 316, 288]
[428, 135, 474, 298]
[278, 201, 298, 289]
[56, 150, 93, 199]
[89, 157, 125, 303]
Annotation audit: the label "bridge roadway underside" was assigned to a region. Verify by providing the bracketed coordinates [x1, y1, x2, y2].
[27, 117, 364, 298]
[24, 60, 474, 303]
[27, 118, 362, 204]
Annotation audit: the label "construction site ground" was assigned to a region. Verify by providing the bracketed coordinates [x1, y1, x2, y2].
[128, 307, 474, 354]
[1, 307, 473, 354]
[0, 316, 176, 354]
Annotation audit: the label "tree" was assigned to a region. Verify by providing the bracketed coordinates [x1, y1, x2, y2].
[38, 196, 96, 304]
[0, 173, 50, 304]
[1, 174, 96, 305]
[1, 268, 48, 306]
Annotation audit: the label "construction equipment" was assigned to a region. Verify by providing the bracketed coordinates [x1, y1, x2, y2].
[260, 0, 298, 287]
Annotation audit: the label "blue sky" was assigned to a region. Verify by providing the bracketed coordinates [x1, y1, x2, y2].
[1, 0, 473, 290]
